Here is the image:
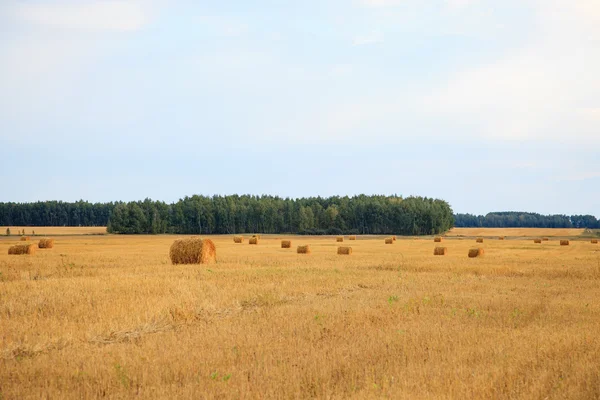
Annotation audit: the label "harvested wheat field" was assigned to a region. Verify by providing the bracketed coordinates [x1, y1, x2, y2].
[447, 227, 585, 237]
[1, 233, 600, 399]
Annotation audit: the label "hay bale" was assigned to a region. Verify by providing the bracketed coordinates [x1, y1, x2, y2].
[38, 238, 55, 249]
[349, 235, 357, 240]
[20, 236, 30, 241]
[434, 236, 442, 242]
[169, 238, 216, 265]
[297, 245, 311, 254]
[433, 247, 447, 256]
[252, 234, 261, 239]
[591, 239, 598, 244]
[560, 240, 569, 246]
[468, 248, 484, 258]
[281, 240, 291, 248]
[542, 237, 549, 241]
[336, 236, 344, 242]
[337, 246, 352, 255]
[8, 244, 36, 255]
[392, 236, 397, 241]
[385, 238, 393, 244]
[498, 236, 505, 240]
[533, 238, 542, 244]
[233, 236, 244, 243]
[476, 238, 484, 243]
[249, 237, 258, 245]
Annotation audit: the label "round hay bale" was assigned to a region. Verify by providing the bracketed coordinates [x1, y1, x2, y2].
[169, 238, 216, 265]
[392, 236, 397, 241]
[349, 235, 357, 240]
[434, 236, 443, 242]
[281, 240, 292, 248]
[252, 234, 261, 239]
[498, 236, 505, 240]
[468, 248, 484, 258]
[297, 245, 311, 254]
[533, 238, 542, 244]
[38, 238, 55, 249]
[249, 237, 258, 245]
[476, 238, 484, 243]
[337, 246, 352, 255]
[542, 238, 549, 241]
[560, 240, 570, 246]
[385, 238, 393, 244]
[20, 236, 30, 241]
[233, 236, 244, 243]
[591, 239, 598, 244]
[433, 247, 447, 256]
[8, 244, 36, 255]
[336, 236, 344, 242]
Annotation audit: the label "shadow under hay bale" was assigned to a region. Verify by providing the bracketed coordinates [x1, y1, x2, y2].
[560, 240, 570, 246]
[38, 238, 55, 249]
[349, 235, 357, 240]
[468, 248, 484, 258]
[434, 247, 447, 256]
[476, 238, 484, 243]
[534, 239, 542, 244]
[249, 237, 258, 245]
[169, 238, 216, 265]
[8, 244, 36, 255]
[434, 237, 442, 242]
[281, 240, 291, 248]
[337, 246, 352, 255]
[336, 236, 344, 242]
[385, 238, 393, 244]
[233, 236, 244, 243]
[297, 245, 311, 254]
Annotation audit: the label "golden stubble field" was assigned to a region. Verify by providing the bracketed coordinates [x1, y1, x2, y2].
[1, 231, 600, 399]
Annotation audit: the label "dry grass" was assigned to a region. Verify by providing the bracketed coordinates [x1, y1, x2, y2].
[7, 243, 36, 255]
[468, 248, 484, 258]
[433, 246, 447, 255]
[1, 233, 600, 399]
[447, 227, 585, 237]
[337, 246, 352, 255]
[296, 245, 311, 254]
[38, 238, 55, 249]
[169, 238, 216, 265]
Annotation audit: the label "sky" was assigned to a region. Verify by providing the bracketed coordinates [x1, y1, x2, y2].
[0, 0, 599, 216]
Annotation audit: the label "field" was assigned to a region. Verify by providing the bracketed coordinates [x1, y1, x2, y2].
[447, 227, 586, 237]
[1, 231, 600, 399]
[1, 226, 107, 236]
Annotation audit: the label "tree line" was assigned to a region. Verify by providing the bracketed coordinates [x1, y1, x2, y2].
[106, 195, 454, 235]
[454, 212, 600, 229]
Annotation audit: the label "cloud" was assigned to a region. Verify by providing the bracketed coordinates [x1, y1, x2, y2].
[352, 30, 384, 45]
[358, 0, 404, 7]
[10, 1, 151, 32]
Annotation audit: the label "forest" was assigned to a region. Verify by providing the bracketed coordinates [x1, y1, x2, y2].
[454, 212, 600, 229]
[2, 199, 598, 234]
[0, 195, 454, 235]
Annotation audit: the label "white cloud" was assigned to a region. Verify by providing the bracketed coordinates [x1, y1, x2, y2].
[358, 0, 404, 7]
[11, 1, 150, 32]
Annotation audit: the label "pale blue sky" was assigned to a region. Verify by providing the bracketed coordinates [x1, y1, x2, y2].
[1, 0, 599, 215]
